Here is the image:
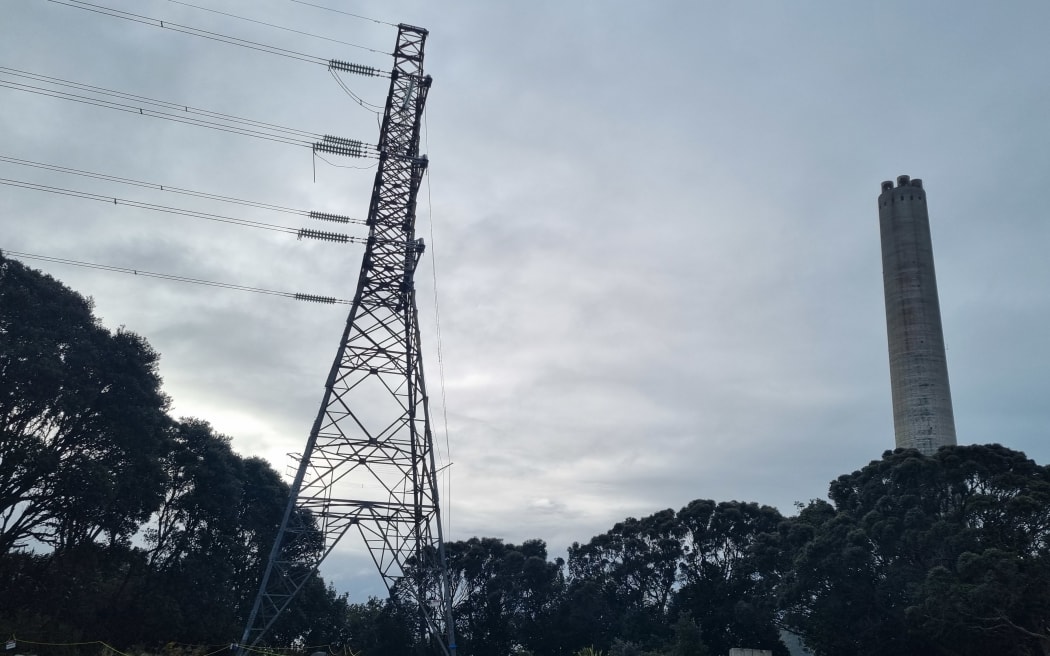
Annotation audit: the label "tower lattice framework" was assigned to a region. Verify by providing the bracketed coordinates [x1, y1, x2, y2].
[240, 24, 456, 656]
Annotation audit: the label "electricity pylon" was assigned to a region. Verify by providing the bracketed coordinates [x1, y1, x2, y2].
[239, 24, 456, 656]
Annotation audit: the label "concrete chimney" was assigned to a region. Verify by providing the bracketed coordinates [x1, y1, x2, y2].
[878, 176, 957, 455]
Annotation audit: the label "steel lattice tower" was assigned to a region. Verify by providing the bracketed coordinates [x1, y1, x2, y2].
[239, 24, 456, 656]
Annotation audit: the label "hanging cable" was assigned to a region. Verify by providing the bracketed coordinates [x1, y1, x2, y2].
[44, 0, 347, 67]
[423, 108, 453, 537]
[3, 249, 352, 304]
[328, 69, 384, 113]
[0, 176, 372, 244]
[0, 66, 323, 140]
[0, 153, 368, 224]
[0, 72, 379, 157]
[0, 153, 299, 214]
[313, 152, 379, 170]
[0, 79, 309, 148]
[0, 67, 324, 142]
[286, 0, 398, 28]
[166, 0, 391, 55]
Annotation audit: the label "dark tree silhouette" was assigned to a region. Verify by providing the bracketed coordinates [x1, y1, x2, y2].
[0, 253, 170, 553]
[779, 445, 1050, 656]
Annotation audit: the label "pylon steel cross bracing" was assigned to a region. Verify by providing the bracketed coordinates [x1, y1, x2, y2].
[239, 24, 457, 656]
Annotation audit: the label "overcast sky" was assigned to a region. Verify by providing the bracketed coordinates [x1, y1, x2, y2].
[3, 0, 1049, 600]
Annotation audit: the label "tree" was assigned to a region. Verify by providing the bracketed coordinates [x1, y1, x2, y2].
[145, 418, 245, 571]
[133, 420, 327, 646]
[567, 509, 683, 650]
[916, 547, 1050, 655]
[779, 444, 1050, 656]
[672, 500, 786, 656]
[0, 257, 348, 649]
[668, 613, 709, 656]
[341, 597, 417, 656]
[0, 254, 170, 552]
[570, 510, 683, 613]
[441, 537, 565, 656]
[564, 502, 785, 655]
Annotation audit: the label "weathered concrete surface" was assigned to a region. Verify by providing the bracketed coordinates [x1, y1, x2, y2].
[878, 175, 957, 455]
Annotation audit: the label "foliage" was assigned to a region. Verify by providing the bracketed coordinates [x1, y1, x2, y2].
[672, 500, 786, 656]
[442, 537, 566, 656]
[0, 257, 342, 651]
[341, 597, 417, 656]
[779, 444, 1050, 656]
[0, 254, 171, 552]
[667, 613, 708, 656]
[566, 509, 684, 651]
[566, 502, 785, 655]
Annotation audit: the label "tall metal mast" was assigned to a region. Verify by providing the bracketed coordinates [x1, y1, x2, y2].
[239, 24, 456, 655]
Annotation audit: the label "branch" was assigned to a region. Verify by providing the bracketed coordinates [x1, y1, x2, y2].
[971, 613, 1050, 642]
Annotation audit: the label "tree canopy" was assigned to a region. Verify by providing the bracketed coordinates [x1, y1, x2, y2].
[0, 255, 340, 648]
[0, 254, 170, 552]
[779, 444, 1050, 656]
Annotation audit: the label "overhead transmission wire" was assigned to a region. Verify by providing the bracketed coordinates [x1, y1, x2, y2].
[166, 0, 390, 55]
[423, 108, 454, 537]
[43, 0, 394, 66]
[313, 152, 379, 170]
[3, 249, 352, 305]
[0, 154, 368, 225]
[0, 77, 311, 149]
[287, 0, 398, 28]
[329, 68, 385, 113]
[40, 1, 393, 127]
[0, 67, 380, 157]
[0, 66, 320, 140]
[1, 176, 293, 233]
[0, 177, 372, 245]
[1, 4, 392, 304]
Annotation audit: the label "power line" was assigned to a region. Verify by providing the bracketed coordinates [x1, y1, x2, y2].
[423, 108, 453, 540]
[0, 66, 323, 142]
[166, 0, 391, 56]
[2, 249, 352, 304]
[0, 153, 368, 225]
[0, 176, 372, 244]
[0, 66, 323, 139]
[0, 176, 293, 233]
[286, 0, 399, 28]
[0, 79, 311, 148]
[328, 69, 385, 112]
[313, 152, 379, 170]
[0, 70, 379, 157]
[44, 0, 333, 67]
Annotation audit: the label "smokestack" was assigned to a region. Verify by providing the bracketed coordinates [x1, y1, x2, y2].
[878, 175, 957, 455]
